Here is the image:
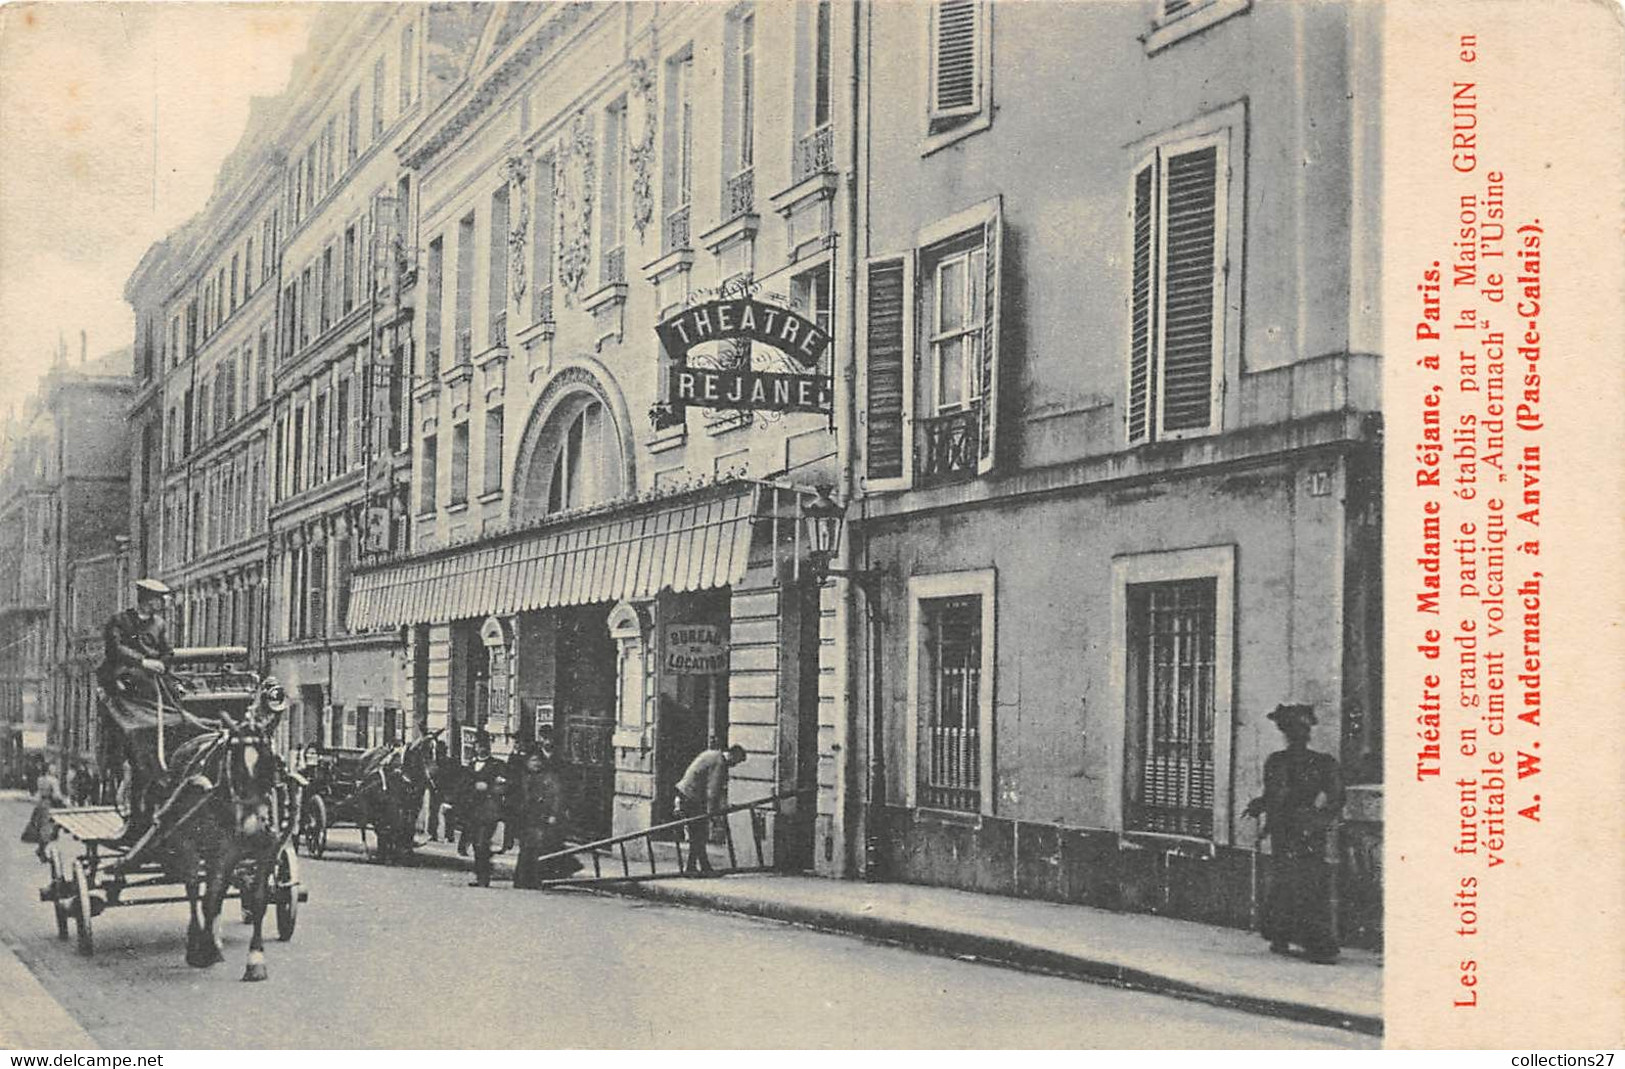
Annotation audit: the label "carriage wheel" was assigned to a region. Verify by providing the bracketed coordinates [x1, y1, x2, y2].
[71, 860, 94, 957]
[48, 850, 69, 940]
[302, 795, 328, 859]
[274, 842, 299, 942]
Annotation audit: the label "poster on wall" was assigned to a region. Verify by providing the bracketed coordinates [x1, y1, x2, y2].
[664, 624, 729, 675]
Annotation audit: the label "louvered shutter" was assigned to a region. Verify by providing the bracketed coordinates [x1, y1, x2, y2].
[933, 0, 979, 117]
[1128, 162, 1157, 444]
[976, 200, 1003, 475]
[864, 255, 914, 489]
[1157, 143, 1221, 435]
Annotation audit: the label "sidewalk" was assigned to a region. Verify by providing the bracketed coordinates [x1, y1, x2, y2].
[0, 942, 98, 1050]
[394, 832, 1381, 1037]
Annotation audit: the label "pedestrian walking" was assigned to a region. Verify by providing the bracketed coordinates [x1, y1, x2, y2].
[22, 760, 68, 862]
[513, 731, 579, 889]
[460, 736, 509, 887]
[672, 744, 746, 875]
[1243, 702, 1345, 964]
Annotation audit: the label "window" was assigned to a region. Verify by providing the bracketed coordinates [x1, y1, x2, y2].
[330, 703, 345, 748]
[425, 236, 444, 375]
[309, 541, 327, 638]
[313, 391, 329, 484]
[324, 117, 336, 190]
[244, 239, 254, 299]
[532, 155, 555, 322]
[321, 246, 335, 331]
[927, 1, 990, 145]
[662, 50, 694, 252]
[1112, 546, 1235, 841]
[1125, 580, 1216, 837]
[906, 571, 996, 815]
[862, 197, 1003, 491]
[726, 12, 755, 204]
[489, 185, 509, 343]
[372, 56, 387, 138]
[335, 378, 351, 472]
[348, 86, 362, 165]
[1127, 127, 1233, 444]
[450, 422, 470, 506]
[929, 244, 985, 413]
[399, 24, 416, 109]
[791, 263, 833, 377]
[333, 534, 352, 634]
[419, 433, 438, 514]
[291, 406, 306, 494]
[1147, 0, 1251, 54]
[343, 226, 357, 315]
[814, 1, 832, 129]
[601, 99, 626, 283]
[355, 705, 372, 749]
[230, 255, 239, 314]
[256, 329, 269, 405]
[455, 212, 475, 363]
[483, 406, 504, 495]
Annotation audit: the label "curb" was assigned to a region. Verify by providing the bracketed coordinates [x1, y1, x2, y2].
[603, 879, 1385, 1039]
[0, 938, 98, 1050]
[329, 836, 1383, 1038]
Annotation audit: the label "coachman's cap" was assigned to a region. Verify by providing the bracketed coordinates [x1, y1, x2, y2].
[134, 578, 172, 598]
[1266, 702, 1317, 727]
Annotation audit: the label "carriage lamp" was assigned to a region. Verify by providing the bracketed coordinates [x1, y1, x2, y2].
[802, 487, 882, 592]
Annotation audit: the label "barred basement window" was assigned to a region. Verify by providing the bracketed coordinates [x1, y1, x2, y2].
[920, 595, 983, 813]
[1124, 578, 1217, 837]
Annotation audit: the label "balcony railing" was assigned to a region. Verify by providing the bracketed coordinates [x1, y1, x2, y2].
[664, 204, 691, 254]
[490, 310, 507, 348]
[601, 246, 626, 286]
[455, 328, 472, 365]
[916, 407, 981, 485]
[793, 126, 835, 183]
[534, 284, 554, 325]
[724, 168, 755, 218]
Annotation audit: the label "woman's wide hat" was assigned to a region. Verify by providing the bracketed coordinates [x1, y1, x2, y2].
[1266, 702, 1317, 727]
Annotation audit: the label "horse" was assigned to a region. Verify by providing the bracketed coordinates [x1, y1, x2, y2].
[150, 681, 289, 981]
[347, 732, 441, 863]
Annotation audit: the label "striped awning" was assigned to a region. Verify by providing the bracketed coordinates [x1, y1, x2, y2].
[347, 486, 760, 630]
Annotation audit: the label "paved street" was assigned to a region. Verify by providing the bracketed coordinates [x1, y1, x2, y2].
[0, 803, 1371, 1049]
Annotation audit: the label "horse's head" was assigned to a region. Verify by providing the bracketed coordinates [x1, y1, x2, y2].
[406, 730, 447, 791]
[224, 721, 278, 800]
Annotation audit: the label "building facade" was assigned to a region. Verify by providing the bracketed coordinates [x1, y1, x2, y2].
[350, 0, 853, 860]
[0, 343, 132, 786]
[842, 0, 1384, 945]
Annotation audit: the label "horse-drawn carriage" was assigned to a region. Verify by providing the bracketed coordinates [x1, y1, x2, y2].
[293, 734, 437, 864]
[36, 647, 307, 981]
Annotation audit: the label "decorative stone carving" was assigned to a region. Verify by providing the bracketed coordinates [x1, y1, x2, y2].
[504, 155, 530, 302]
[557, 112, 596, 305]
[627, 54, 659, 244]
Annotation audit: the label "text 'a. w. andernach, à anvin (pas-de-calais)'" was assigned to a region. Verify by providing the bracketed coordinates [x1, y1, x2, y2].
[1409, 32, 1548, 1014]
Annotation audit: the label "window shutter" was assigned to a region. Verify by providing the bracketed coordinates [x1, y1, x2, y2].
[863, 255, 914, 489]
[1128, 162, 1157, 444]
[1157, 143, 1221, 435]
[976, 200, 1003, 475]
[933, 0, 979, 115]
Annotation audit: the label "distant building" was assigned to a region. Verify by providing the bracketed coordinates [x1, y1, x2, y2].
[0, 343, 132, 785]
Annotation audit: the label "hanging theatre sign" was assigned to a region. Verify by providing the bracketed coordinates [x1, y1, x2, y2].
[656, 297, 833, 415]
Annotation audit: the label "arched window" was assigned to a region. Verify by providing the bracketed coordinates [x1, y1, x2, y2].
[515, 389, 624, 523]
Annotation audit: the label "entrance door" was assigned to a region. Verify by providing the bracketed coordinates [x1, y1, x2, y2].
[556, 606, 616, 840]
[654, 590, 731, 826]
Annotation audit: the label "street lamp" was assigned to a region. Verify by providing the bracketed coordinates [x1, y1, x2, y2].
[802, 486, 881, 591]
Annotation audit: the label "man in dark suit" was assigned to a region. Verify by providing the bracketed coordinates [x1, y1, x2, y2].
[460, 734, 509, 887]
[1244, 702, 1345, 964]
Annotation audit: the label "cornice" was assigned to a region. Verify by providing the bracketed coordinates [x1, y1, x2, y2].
[402, 4, 593, 171]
